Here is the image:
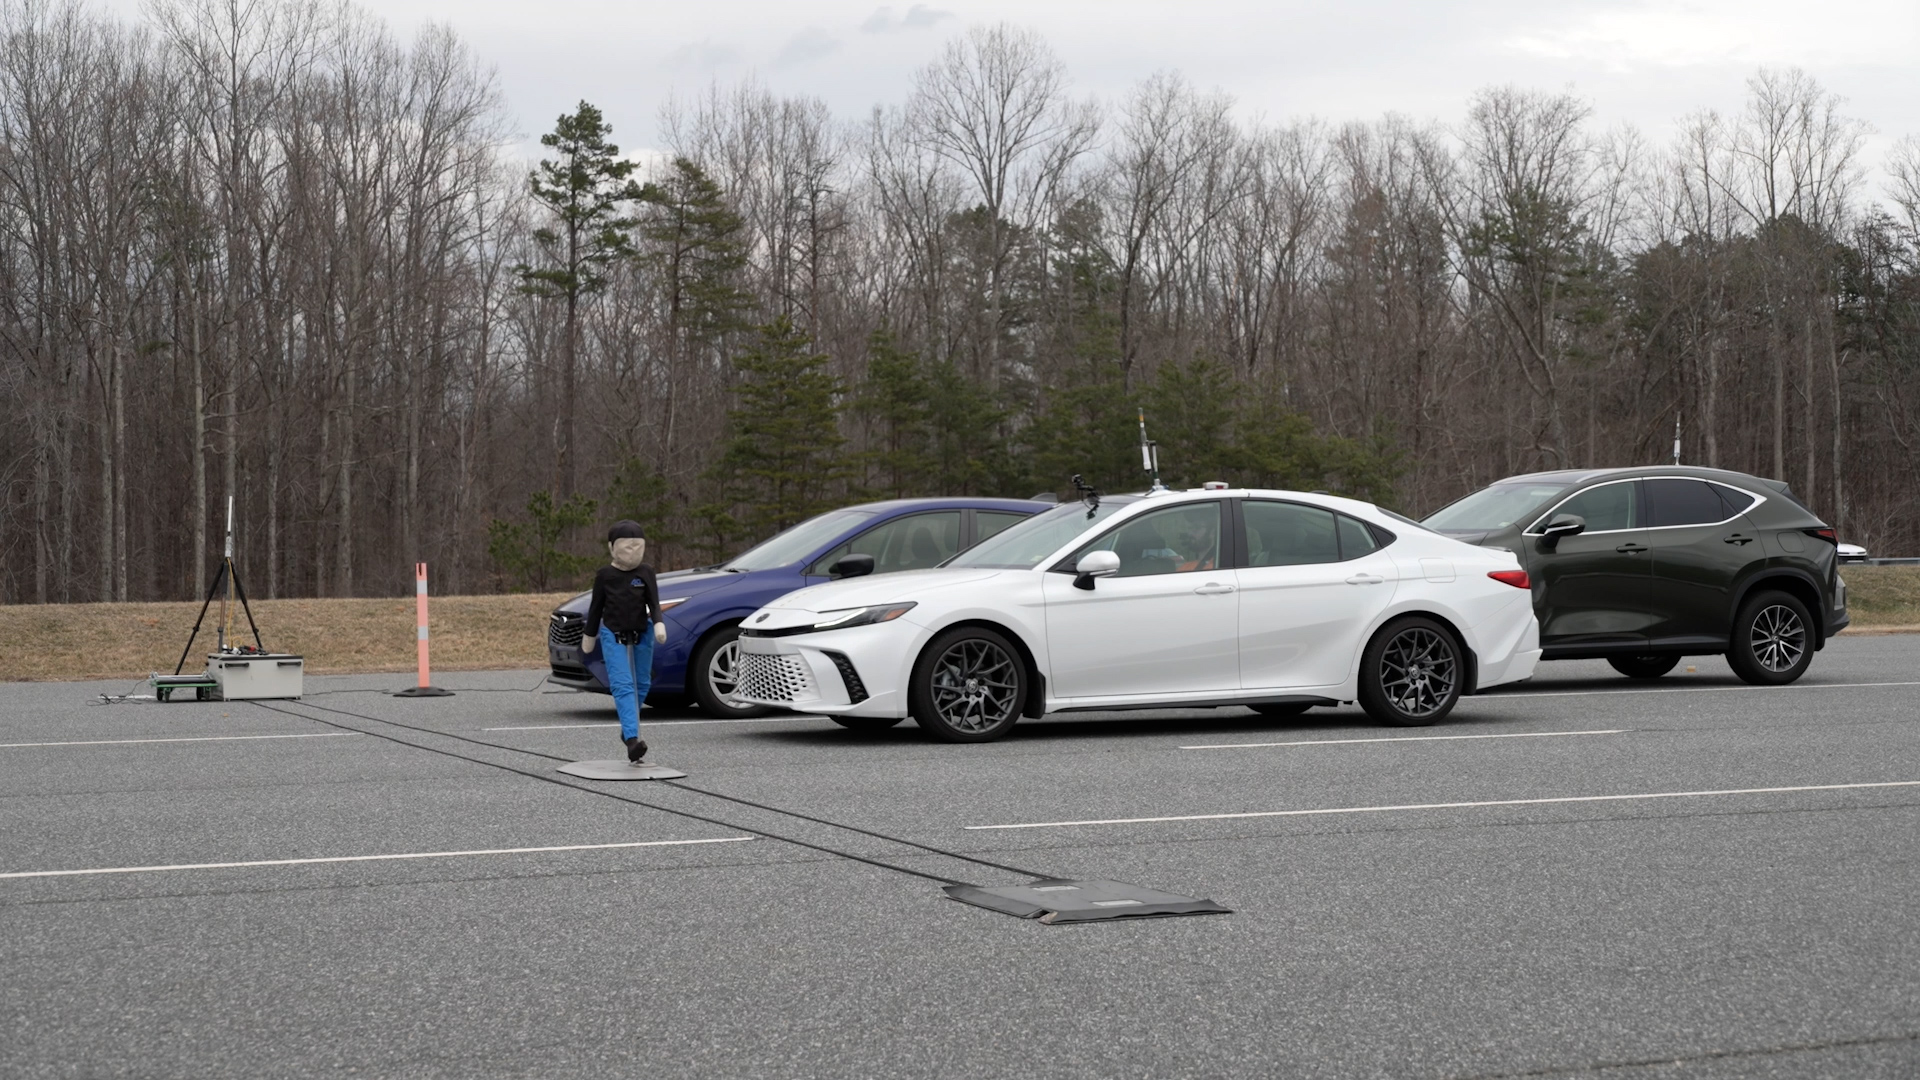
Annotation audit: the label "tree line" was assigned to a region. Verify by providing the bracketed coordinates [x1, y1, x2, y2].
[2, 0, 1917, 602]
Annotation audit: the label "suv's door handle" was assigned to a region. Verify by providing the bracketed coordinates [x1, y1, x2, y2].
[1192, 583, 1236, 595]
[1616, 543, 1647, 554]
[1346, 573, 1385, 585]
[1724, 534, 1753, 545]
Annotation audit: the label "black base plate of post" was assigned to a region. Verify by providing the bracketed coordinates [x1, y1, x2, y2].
[943, 879, 1231, 924]
[393, 686, 455, 697]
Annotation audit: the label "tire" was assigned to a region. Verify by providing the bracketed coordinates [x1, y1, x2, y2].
[1607, 655, 1680, 680]
[909, 626, 1027, 743]
[690, 625, 774, 718]
[1248, 702, 1314, 718]
[829, 715, 905, 731]
[1726, 590, 1814, 686]
[1357, 617, 1465, 727]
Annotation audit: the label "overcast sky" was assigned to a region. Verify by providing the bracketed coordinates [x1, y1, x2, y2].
[113, 0, 1920, 181]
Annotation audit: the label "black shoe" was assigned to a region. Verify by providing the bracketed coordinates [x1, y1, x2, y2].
[626, 737, 648, 764]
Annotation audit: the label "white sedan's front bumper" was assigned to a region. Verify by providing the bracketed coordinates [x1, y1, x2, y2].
[733, 621, 926, 718]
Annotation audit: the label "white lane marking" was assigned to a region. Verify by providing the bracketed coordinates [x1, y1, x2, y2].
[0, 733, 357, 749]
[1180, 729, 1626, 751]
[964, 780, 1920, 831]
[1481, 680, 1920, 701]
[485, 715, 823, 731]
[0, 836, 755, 880]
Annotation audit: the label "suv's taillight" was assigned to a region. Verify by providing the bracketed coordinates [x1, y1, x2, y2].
[1488, 570, 1530, 589]
[1804, 527, 1838, 544]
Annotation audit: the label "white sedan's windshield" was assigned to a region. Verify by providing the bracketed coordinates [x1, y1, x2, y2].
[947, 498, 1138, 569]
[1423, 483, 1570, 532]
[725, 510, 875, 571]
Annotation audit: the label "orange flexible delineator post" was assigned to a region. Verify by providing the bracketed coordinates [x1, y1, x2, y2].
[394, 562, 453, 697]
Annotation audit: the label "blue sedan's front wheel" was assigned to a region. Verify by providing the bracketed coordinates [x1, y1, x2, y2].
[691, 625, 775, 719]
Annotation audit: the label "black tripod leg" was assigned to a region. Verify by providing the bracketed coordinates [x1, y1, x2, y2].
[174, 564, 227, 675]
[230, 561, 264, 651]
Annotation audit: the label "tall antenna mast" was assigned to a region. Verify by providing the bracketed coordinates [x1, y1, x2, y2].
[219, 495, 235, 650]
[1138, 409, 1164, 493]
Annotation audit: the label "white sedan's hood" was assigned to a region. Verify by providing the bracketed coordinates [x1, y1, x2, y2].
[748, 568, 1009, 631]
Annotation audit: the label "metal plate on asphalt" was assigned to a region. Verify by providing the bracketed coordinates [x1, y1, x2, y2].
[556, 760, 688, 781]
[944, 879, 1231, 923]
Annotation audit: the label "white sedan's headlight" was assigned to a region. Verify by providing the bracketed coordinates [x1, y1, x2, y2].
[811, 603, 917, 630]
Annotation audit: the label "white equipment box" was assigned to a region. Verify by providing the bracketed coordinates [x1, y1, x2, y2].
[207, 653, 304, 700]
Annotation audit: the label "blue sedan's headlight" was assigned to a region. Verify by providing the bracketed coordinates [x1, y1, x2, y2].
[659, 597, 690, 612]
[811, 603, 916, 630]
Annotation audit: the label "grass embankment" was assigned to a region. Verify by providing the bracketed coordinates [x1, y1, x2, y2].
[1838, 566, 1920, 635]
[0, 592, 577, 682]
[2, 568, 1916, 682]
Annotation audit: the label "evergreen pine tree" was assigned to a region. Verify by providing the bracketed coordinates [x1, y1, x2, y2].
[516, 101, 642, 497]
[637, 157, 752, 351]
[705, 318, 851, 544]
[851, 329, 934, 498]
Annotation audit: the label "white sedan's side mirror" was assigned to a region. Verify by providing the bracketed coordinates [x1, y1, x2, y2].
[1073, 549, 1121, 590]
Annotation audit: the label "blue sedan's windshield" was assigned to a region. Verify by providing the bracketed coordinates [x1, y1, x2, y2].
[946, 498, 1138, 569]
[725, 510, 876, 571]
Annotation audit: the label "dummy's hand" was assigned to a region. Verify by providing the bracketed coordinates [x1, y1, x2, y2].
[581, 635, 596, 654]
[654, 622, 668, 645]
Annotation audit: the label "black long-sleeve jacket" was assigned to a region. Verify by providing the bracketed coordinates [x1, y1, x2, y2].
[584, 563, 661, 638]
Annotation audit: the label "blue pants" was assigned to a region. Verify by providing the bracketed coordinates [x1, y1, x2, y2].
[599, 624, 654, 741]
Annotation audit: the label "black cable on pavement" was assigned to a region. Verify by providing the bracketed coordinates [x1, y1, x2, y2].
[252, 699, 987, 888]
[276, 696, 1057, 881]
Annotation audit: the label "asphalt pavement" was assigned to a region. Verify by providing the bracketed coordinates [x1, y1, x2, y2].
[4, 637, 1919, 1078]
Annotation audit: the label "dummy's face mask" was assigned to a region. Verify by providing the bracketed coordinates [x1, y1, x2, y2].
[610, 537, 647, 570]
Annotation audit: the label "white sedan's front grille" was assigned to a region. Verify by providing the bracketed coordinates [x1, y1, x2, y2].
[736, 652, 813, 702]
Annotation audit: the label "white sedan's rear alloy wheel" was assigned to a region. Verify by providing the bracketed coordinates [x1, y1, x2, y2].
[1359, 617, 1464, 726]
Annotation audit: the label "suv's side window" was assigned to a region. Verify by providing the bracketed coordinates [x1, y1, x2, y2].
[1536, 480, 1637, 532]
[1710, 484, 1756, 516]
[809, 511, 961, 575]
[1646, 478, 1735, 527]
[1068, 502, 1222, 577]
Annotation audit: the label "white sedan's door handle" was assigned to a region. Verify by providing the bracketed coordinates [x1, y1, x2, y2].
[1346, 573, 1385, 585]
[1192, 582, 1236, 595]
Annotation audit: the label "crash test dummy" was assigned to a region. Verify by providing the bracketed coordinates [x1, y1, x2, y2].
[580, 520, 667, 763]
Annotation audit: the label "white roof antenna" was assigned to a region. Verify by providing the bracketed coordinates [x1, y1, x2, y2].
[1138, 409, 1166, 493]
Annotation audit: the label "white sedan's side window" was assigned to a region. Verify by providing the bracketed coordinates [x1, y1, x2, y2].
[1244, 502, 1339, 566]
[1073, 503, 1223, 577]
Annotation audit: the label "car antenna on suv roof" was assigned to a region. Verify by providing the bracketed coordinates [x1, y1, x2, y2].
[1071, 474, 1101, 518]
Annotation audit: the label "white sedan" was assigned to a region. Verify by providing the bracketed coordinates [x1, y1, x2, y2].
[733, 487, 1542, 741]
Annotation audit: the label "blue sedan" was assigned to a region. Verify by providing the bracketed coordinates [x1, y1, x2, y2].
[545, 497, 1047, 717]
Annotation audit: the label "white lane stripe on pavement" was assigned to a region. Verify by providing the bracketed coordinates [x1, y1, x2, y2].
[965, 780, 1920, 831]
[1181, 729, 1626, 751]
[1481, 680, 1920, 701]
[0, 837, 756, 880]
[0, 733, 357, 749]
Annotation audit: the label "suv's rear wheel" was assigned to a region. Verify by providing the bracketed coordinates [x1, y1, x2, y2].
[1608, 655, 1680, 680]
[690, 625, 774, 718]
[1358, 617, 1464, 727]
[910, 627, 1026, 742]
[1727, 590, 1814, 686]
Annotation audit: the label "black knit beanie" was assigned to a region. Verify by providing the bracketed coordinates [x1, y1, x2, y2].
[607, 520, 645, 542]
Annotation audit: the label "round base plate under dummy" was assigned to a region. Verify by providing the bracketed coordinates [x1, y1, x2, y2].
[556, 760, 687, 781]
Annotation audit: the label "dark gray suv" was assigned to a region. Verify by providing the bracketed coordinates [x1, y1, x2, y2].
[1423, 466, 1849, 685]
